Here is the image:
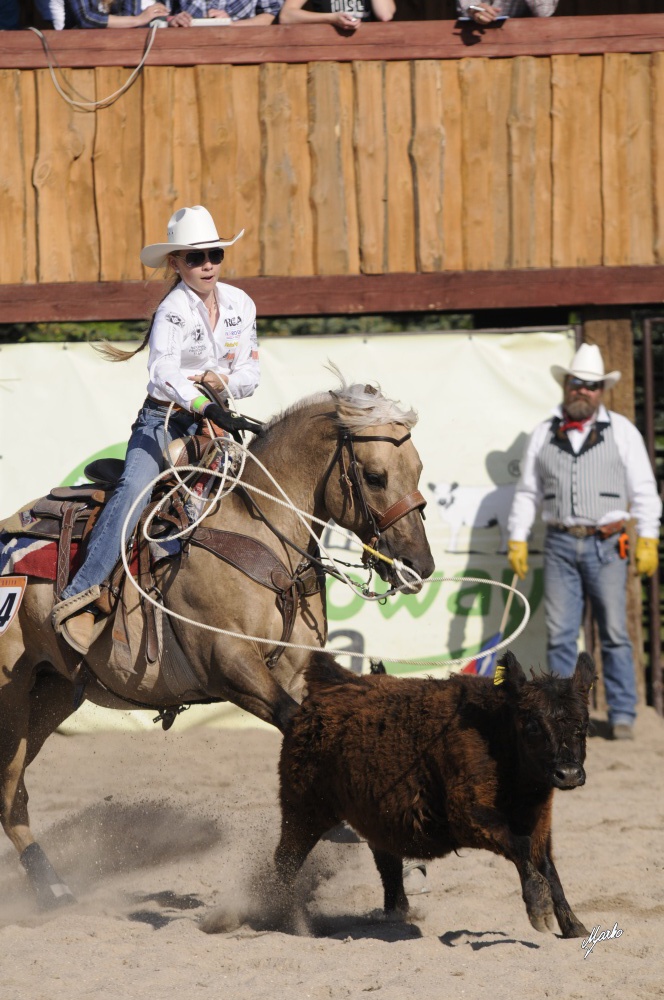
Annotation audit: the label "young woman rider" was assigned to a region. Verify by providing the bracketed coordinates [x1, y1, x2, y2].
[51, 205, 260, 655]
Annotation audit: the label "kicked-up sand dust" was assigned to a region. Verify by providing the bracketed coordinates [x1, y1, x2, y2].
[0, 707, 663, 1000]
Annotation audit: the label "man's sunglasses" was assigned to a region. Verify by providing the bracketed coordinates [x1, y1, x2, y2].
[179, 248, 225, 268]
[568, 376, 603, 391]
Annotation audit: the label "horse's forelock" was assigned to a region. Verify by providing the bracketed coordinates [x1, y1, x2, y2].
[331, 382, 418, 432]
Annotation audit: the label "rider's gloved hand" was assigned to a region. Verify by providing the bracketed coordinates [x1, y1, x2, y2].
[191, 396, 261, 442]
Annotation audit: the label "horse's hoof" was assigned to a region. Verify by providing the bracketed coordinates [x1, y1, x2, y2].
[20, 842, 76, 910]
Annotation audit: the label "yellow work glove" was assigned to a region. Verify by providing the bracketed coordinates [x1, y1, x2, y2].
[507, 540, 529, 580]
[635, 537, 659, 577]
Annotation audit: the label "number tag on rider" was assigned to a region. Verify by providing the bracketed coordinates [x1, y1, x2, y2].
[0, 576, 27, 634]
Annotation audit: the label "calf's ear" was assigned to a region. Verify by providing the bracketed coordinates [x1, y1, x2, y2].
[494, 650, 525, 690]
[573, 652, 596, 695]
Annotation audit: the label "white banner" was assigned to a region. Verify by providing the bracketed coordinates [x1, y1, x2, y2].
[0, 329, 575, 730]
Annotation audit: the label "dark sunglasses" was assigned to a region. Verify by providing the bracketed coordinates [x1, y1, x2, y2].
[179, 248, 225, 268]
[568, 376, 603, 391]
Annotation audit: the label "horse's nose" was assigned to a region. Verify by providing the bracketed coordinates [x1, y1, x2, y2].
[553, 762, 586, 789]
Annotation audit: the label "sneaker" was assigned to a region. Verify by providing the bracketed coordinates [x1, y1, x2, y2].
[611, 723, 634, 741]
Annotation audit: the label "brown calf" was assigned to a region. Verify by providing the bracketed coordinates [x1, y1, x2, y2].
[275, 649, 594, 938]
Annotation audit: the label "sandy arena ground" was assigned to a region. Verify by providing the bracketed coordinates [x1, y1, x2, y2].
[1, 704, 663, 1000]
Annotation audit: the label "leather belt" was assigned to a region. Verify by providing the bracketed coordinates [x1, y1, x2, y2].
[549, 520, 626, 540]
[145, 394, 187, 414]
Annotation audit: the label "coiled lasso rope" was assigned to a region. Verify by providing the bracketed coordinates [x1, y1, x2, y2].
[27, 23, 159, 112]
[117, 410, 530, 669]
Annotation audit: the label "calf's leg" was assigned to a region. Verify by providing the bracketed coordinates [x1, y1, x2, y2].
[371, 848, 408, 916]
[274, 803, 329, 908]
[471, 815, 554, 933]
[539, 835, 588, 938]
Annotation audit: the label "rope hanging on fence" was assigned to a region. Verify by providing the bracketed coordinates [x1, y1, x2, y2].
[27, 24, 159, 112]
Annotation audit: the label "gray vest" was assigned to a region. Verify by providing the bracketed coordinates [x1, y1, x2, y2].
[536, 416, 628, 523]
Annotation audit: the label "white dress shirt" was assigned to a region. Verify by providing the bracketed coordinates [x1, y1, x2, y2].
[146, 280, 260, 409]
[508, 404, 662, 541]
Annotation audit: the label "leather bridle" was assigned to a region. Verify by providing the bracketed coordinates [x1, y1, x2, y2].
[325, 428, 427, 567]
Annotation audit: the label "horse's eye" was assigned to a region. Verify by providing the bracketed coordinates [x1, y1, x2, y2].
[364, 472, 386, 489]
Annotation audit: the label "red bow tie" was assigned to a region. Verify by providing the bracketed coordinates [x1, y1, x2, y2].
[560, 414, 589, 433]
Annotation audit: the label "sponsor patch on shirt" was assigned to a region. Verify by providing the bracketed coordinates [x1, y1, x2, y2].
[166, 312, 185, 328]
[224, 315, 242, 328]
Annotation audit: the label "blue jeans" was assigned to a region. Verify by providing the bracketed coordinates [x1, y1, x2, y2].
[62, 401, 199, 600]
[544, 528, 636, 726]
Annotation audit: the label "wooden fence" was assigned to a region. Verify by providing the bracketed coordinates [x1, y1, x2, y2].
[3, 17, 664, 317]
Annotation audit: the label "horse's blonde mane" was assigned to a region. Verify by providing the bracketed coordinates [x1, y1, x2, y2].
[260, 367, 417, 435]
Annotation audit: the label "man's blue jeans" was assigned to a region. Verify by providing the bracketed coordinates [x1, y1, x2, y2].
[62, 401, 198, 600]
[544, 527, 636, 726]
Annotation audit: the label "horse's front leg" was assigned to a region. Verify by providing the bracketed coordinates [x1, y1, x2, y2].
[206, 638, 299, 732]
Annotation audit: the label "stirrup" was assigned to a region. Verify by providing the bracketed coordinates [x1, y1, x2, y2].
[51, 585, 102, 633]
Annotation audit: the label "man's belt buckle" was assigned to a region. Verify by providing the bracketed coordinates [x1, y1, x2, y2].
[568, 525, 593, 539]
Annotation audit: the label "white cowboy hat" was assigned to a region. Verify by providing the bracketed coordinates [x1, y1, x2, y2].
[551, 343, 621, 390]
[140, 205, 244, 268]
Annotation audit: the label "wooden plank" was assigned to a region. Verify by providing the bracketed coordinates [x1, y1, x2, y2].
[7, 19, 664, 69]
[194, 65, 261, 279]
[440, 60, 463, 271]
[196, 64, 235, 270]
[260, 63, 313, 277]
[140, 66, 175, 280]
[231, 66, 262, 279]
[308, 62, 350, 275]
[94, 67, 143, 281]
[508, 56, 553, 268]
[385, 61, 416, 274]
[33, 69, 99, 282]
[652, 53, 664, 265]
[411, 61, 443, 272]
[486, 57, 512, 270]
[5, 267, 664, 322]
[19, 70, 38, 284]
[0, 71, 26, 282]
[459, 58, 491, 270]
[338, 63, 360, 275]
[172, 67, 202, 213]
[601, 53, 653, 266]
[353, 61, 387, 275]
[551, 55, 602, 267]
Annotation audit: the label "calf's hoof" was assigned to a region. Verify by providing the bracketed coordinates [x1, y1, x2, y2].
[562, 919, 589, 939]
[524, 872, 554, 933]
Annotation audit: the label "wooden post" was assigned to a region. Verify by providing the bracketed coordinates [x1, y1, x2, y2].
[582, 310, 646, 713]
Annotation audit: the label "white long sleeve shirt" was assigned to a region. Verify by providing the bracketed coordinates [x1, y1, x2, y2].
[508, 404, 662, 541]
[146, 280, 260, 409]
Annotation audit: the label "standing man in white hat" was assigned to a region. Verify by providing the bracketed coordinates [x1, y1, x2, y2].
[51, 205, 260, 655]
[506, 343, 661, 740]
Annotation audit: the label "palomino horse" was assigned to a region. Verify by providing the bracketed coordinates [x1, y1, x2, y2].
[0, 379, 434, 907]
